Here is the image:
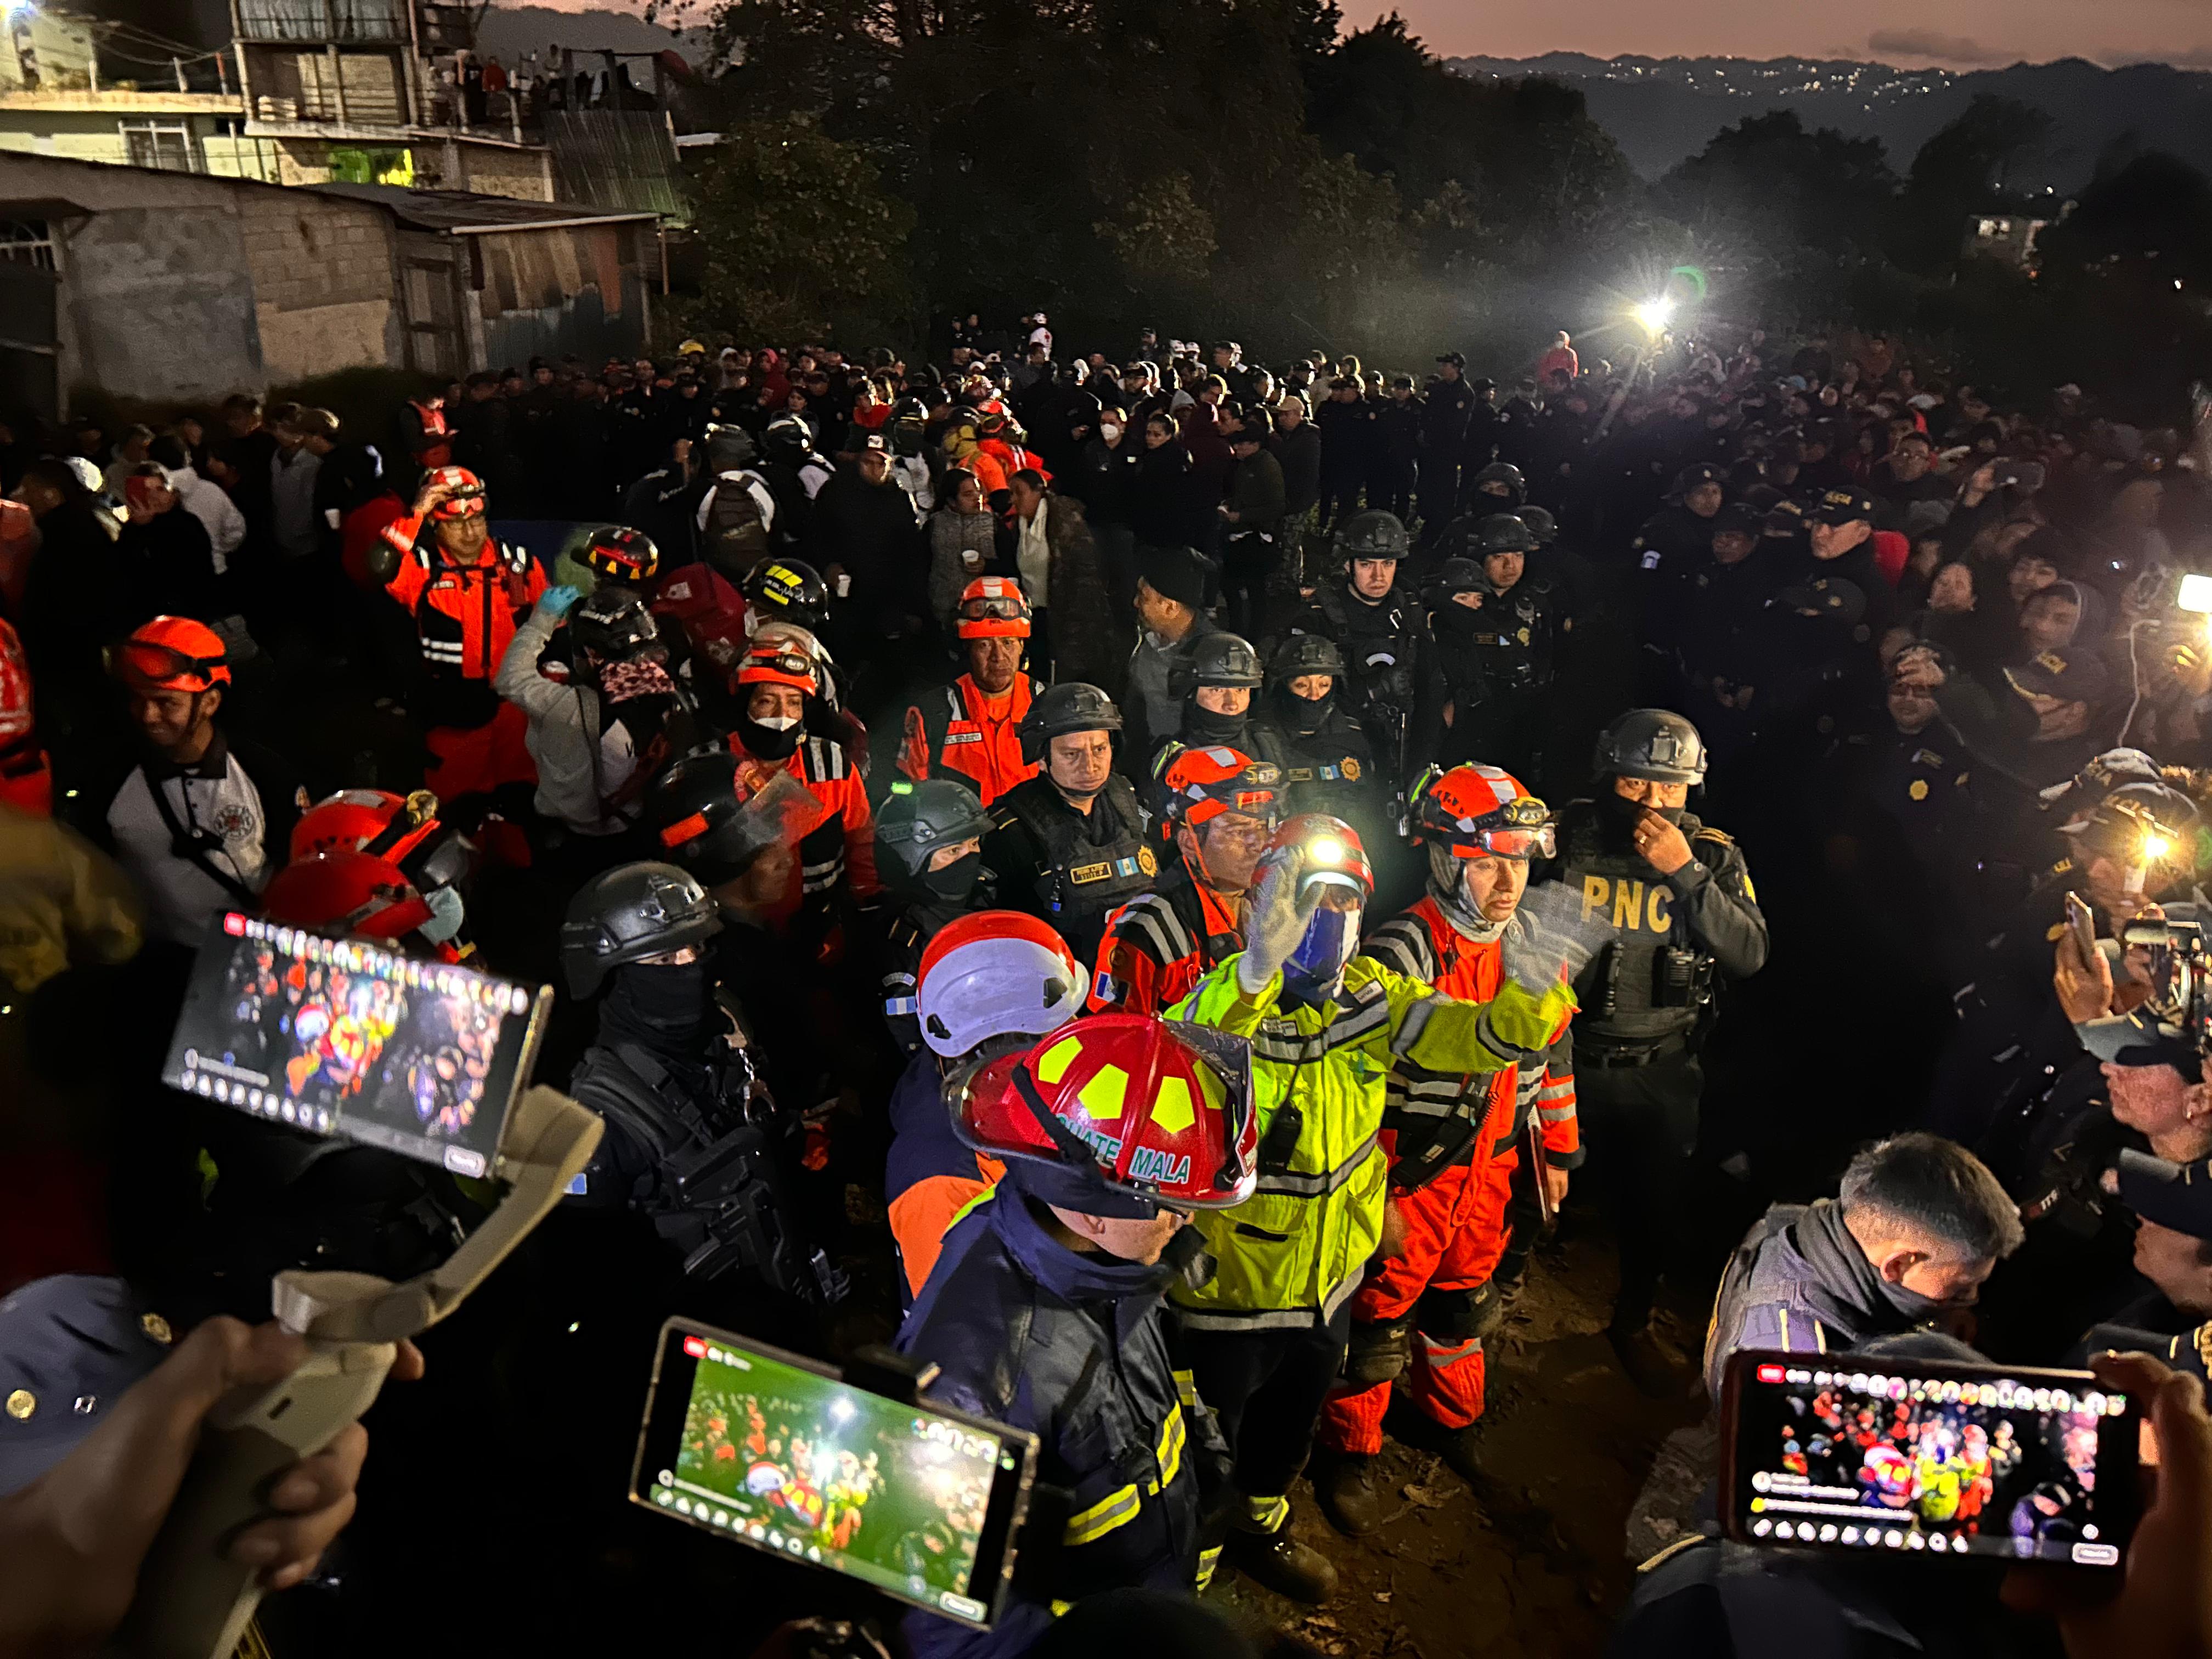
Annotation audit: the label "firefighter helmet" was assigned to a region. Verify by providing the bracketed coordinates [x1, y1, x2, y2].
[1266, 813, 1374, 902]
[1407, 764, 1555, 860]
[111, 616, 230, 693]
[1158, 746, 1282, 835]
[581, 525, 660, 585]
[742, 559, 831, 635]
[261, 848, 436, 943]
[423, 465, 487, 520]
[956, 575, 1033, 640]
[916, 910, 1085, 1058]
[735, 639, 820, 696]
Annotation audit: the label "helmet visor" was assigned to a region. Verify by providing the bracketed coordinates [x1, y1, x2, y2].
[958, 592, 1030, 624]
[430, 482, 487, 520]
[1469, 823, 1556, 859]
[110, 638, 225, 691]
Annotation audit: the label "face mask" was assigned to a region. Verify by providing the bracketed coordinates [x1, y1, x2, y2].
[922, 850, 984, 903]
[419, 884, 466, 945]
[608, 959, 713, 1051]
[1099, 423, 1122, 443]
[1284, 904, 1359, 1000]
[1183, 702, 1246, 744]
[1602, 789, 1684, 827]
[1274, 682, 1331, 735]
[738, 711, 803, 760]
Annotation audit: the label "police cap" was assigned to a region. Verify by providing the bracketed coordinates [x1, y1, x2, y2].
[1674, 462, 1727, 496]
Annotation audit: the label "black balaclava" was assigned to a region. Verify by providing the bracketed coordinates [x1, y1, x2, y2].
[1272, 680, 1334, 738]
[600, 958, 714, 1060]
[921, 850, 989, 904]
[1181, 697, 1248, 748]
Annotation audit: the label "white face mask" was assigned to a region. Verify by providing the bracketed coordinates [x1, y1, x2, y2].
[752, 714, 802, 733]
[1100, 422, 1123, 443]
[419, 885, 466, 944]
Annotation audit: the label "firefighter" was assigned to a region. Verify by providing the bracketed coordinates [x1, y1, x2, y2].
[1090, 746, 1282, 1015]
[366, 465, 548, 806]
[899, 1012, 1256, 1659]
[1169, 814, 1595, 1600]
[982, 682, 1155, 966]
[874, 776, 999, 1054]
[1315, 764, 1579, 1530]
[884, 909, 1085, 1299]
[1540, 709, 1766, 1395]
[897, 576, 1042, 805]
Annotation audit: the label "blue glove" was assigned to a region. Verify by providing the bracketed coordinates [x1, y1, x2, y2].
[537, 584, 582, 621]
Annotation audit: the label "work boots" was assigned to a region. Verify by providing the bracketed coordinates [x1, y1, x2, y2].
[1316, 1452, 1385, 1536]
[1229, 1523, 1340, 1603]
[1610, 1322, 1696, 1400]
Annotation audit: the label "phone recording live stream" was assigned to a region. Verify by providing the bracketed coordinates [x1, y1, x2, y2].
[637, 1334, 1025, 1626]
[1730, 1358, 2134, 1565]
[162, 912, 549, 1177]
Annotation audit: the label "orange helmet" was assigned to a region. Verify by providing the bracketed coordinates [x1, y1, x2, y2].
[1158, 744, 1281, 836]
[112, 616, 229, 693]
[424, 465, 487, 520]
[956, 575, 1032, 640]
[735, 639, 820, 696]
[948, 1013, 1259, 1216]
[1406, 764, 1554, 860]
[261, 847, 435, 943]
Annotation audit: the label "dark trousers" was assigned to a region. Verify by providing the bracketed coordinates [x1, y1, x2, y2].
[1575, 1051, 1703, 1334]
[1419, 459, 1463, 536]
[1220, 528, 1278, 641]
[1176, 1304, 1350, 1506]
[1318, 473, 1363, 533]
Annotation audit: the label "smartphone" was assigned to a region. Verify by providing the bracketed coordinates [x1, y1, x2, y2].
[1996, 460, 2048, 492]
[162, 912, 552, 1178]
[1718, 1350, 2145, 1568]
[630, 1321, 1039, 1628]
[2065, 890, 2098, 963]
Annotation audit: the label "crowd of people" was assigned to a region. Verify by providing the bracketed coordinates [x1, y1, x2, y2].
[3, 311, 2212, 1658]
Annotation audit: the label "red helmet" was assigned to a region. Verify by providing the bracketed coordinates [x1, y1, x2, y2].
[735, 639, 820, 696]
[949, 1014, 1259, 1211]
[289, 786, 471, 895]
[1158, 744, 1282, 837]
[956, 575, 1032, 640]
[1407, 763, 1555, 860]
[261, 847, 434, 941]
[425, 465, 487, 520]
[1265, 813, 1373, 904]
[112, 616, 229, 693]
[916, 910, 1084, 1058]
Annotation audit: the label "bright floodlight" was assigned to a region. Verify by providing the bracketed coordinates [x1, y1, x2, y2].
[1634, 297, 1673, 335]
[2179, 572, 2212, 614]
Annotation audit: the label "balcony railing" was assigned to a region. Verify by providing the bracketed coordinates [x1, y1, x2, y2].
[236, 0, 404, 44]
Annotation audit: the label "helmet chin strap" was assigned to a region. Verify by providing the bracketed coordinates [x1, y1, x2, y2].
[1429, 844, 1508, 943]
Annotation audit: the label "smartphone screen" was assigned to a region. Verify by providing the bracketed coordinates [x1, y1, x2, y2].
[1722, 1351, 2142, 1567]
[631, 1322, 1037, 1628]
[162, 912, 551, 1177]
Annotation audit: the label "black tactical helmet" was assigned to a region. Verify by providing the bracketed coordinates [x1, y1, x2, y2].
[1429, 556, 1487, 599]
[1019, 681, 1122, 765]
[569, 586, 663, 665]
[1334, 509, 1410, 563]
[1476, 513, 1538, 556]
[1471, 461, 1526, 504]
[1187, 631, 1263, 690]
[582, 524, 660, 585]
[560, 860, 722, 997]
[1269, 632, 1346, 682]
[874, 777, 995, 891]
[703, 422, 757, 471]
[1517, 505, 1558, 545]
[1593, 708, 1708, 786]
[742, 558, 831, 634]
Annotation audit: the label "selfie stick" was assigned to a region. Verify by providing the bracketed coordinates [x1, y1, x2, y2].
[119, 1086, 603, 1659]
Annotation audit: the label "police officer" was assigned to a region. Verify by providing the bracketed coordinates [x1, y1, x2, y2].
[896, 577, 1042, 806]
[561, 860, 843, 1302]
[1419, 353, 1478, 532]
[1464, 460, 1526, 514]
[1426, 515, 1562, 782]
[983, 682, 1156, 966]
[899, 1013, 1255, 1659]
[1630, 463, 1726, 575]
[1292, 509, 1440, 805]
[1091, 746, 1281, 1015]
[1542, 710, 1767, 1393]
[1159, 631, 1266, 768]
[874, 776, 999, 1054]
[1250, 633, 1382, 832]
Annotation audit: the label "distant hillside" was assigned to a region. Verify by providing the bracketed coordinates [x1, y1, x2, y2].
[1446, 53, 2212, 188]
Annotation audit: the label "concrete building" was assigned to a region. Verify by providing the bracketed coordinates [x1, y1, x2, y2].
[0, 151, 656, 417]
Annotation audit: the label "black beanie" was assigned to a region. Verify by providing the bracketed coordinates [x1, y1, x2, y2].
[1139, 544, 1211, 610]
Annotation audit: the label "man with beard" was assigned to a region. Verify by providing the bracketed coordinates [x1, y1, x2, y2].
[1541, 710, 1767, 1393]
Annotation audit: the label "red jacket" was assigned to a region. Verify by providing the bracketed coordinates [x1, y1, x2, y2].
[729, 732, 881, 926]
[897, 675, 1038, 806]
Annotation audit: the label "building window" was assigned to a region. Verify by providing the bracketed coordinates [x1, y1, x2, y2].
[0, 221, 57, 270]
[120, 120, 201, 172]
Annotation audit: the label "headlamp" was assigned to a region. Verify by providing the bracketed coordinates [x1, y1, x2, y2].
[1308, 836, 1346, 866]
[2145, 831, 2175, 863]
[1634, 297, 1674, 336]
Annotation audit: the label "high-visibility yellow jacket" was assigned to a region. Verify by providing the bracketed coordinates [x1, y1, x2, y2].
[1167, 956, 1573, 1331]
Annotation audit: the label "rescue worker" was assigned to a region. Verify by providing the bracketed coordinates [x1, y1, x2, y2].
[366, 464, 548, 805]
[1542, 709, 1767, 1394]
[1430, 515, 1566, 780]
[983, 682, 1155, 967]
[726, 638, 880, 929]
[898, 1012, 1258, 1659]
[884, 910, 1085, 1298]
[1316, 764, 1579, 1529]
[874, 776, 998, 1054]
[1169, 814, 1595, 1600]
[1091, 746, 1281, 1015]
[1291, 509, 1439, 803]
[896, 576, 1041, 805]
[1250, 633, 1381, 831]
[561, 861, 843, 1304]
[273, 785, 476, 959]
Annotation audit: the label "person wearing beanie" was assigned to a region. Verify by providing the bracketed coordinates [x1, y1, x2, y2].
[1126, 544, 1218, 764]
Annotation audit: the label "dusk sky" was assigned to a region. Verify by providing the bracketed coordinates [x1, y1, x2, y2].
[528, 0, 2212, 70]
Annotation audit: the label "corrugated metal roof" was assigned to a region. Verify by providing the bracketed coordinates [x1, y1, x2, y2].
[308, 182, 658, 234]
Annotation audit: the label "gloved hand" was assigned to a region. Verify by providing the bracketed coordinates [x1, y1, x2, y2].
[1500, 878, 1611, 997]
[1237, 842, 1318, 995]
[536, 584, 582, 622]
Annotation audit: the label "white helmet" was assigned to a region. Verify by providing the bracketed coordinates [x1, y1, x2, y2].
[916, 910, 1084, 1058]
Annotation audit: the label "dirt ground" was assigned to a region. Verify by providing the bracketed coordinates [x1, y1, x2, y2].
[1206, 1222, 1715, 1659]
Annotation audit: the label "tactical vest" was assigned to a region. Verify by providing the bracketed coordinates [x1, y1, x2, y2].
[1553, 799, 1719, 1051]
[1250, 710, 1378, 827]
[997, 774, 1156, 932]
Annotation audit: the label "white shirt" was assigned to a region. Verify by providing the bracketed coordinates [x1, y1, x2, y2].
[163, 464, 247, 574]
[1016, 498, 1051, 610]
[105, 745, 270, 946]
